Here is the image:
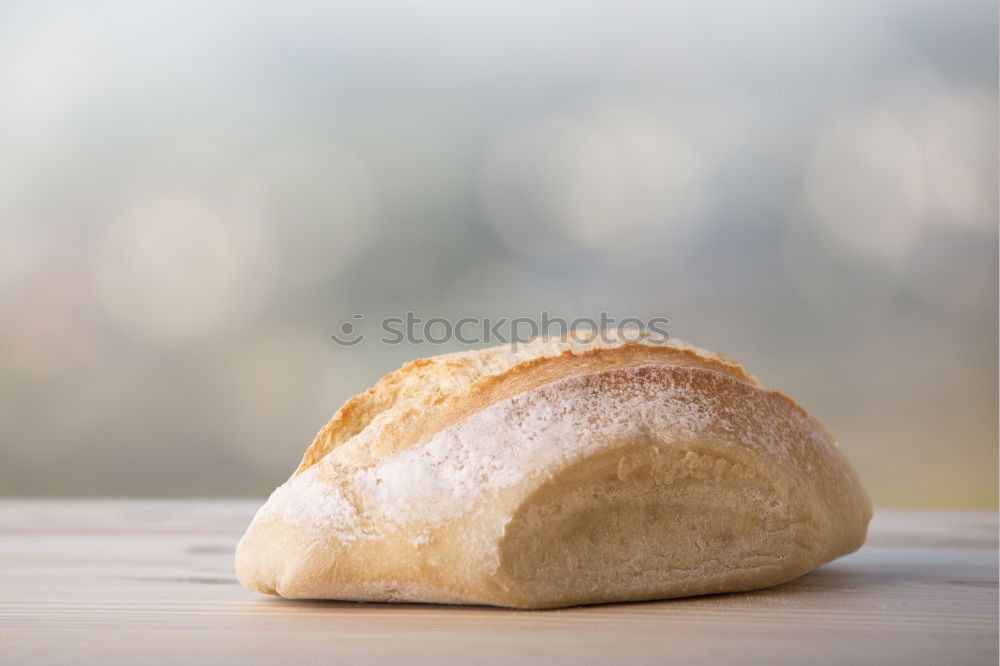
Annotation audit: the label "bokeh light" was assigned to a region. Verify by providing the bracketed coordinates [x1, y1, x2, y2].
[804, 78, 997, 265]
[92, 192, 276, 347]
[481, 102, 709, 257]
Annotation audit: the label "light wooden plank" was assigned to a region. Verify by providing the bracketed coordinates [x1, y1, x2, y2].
[0, 501, 996, 665]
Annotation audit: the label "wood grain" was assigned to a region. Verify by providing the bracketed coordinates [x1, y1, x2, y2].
[0, 501, 996, 665]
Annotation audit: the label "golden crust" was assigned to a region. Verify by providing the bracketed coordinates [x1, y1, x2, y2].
[237, 334, 872, 609]
[296, 334, 761, 473]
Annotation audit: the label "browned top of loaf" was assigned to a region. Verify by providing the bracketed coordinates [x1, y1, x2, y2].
[295, 333, 767, 474]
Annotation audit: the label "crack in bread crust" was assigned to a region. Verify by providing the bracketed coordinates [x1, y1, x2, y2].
[296, 335, 762, 475]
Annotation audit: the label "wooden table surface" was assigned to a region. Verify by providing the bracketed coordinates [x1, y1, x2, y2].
[0, 501, 996, 665]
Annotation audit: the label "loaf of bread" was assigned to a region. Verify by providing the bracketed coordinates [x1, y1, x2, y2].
[236, 332, 871, 609]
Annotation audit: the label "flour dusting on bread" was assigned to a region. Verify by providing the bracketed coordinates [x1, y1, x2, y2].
[353, 366, 713, 525]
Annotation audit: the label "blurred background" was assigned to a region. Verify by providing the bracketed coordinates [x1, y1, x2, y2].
[0, 0, 996, 506]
